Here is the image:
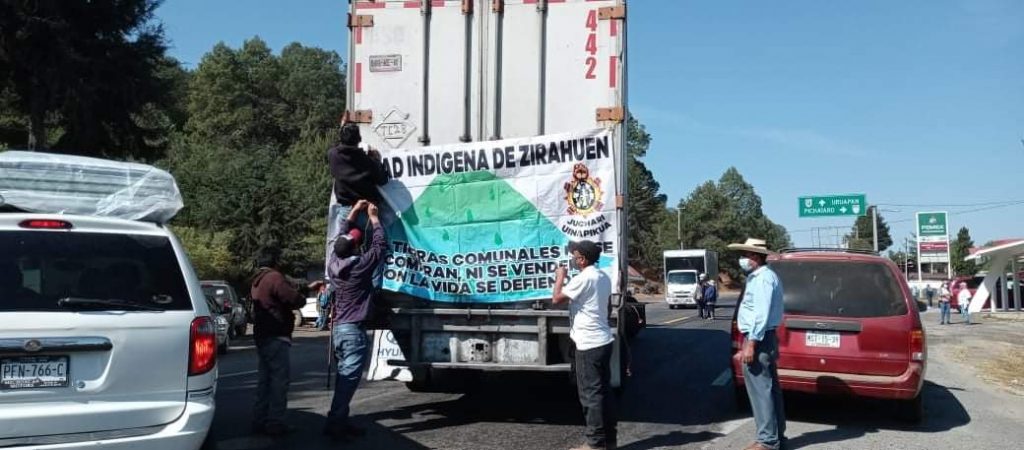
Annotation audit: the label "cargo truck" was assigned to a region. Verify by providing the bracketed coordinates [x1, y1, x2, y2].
[663, 249, 718, 304]
[336, 0, 631, 391]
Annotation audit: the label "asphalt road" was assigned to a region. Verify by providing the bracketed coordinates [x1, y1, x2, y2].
[206, 295, 1024, 449]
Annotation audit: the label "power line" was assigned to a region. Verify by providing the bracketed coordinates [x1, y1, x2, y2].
[878, 199, 1024, 208]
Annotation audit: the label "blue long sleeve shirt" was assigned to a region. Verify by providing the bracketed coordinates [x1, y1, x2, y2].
[703, 283, 718, 304]
[737, 265, 784, 342]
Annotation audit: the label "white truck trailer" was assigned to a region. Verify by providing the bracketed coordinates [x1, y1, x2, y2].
[663, 250, 719, 279]
[338, 0, 631, 390]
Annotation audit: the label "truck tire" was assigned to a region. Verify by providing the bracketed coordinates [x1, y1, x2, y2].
[235, 323, 247, 337]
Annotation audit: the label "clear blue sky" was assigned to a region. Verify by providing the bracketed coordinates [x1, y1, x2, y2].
[158, 0, 1024, 250]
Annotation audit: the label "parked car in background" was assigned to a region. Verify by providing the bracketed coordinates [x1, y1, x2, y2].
[299, 296, 320, 327]
[204, 295, 231, 355]
[732, 249, 927, 422]
[949, 275, 980, 309]
[201, 281, 248, 337]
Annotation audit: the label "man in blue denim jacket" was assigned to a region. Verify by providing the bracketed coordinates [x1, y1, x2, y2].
[324, 200, 387, 440]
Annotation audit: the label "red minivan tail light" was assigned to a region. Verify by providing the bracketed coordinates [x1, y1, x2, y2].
[189, 316, 217, 375]
[731, 320, 743, 351]
[19, 219, 73, 230]
[910, 329, 925, 362]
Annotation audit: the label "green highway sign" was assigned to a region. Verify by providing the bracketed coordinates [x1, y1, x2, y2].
[798, 194, 867, 217]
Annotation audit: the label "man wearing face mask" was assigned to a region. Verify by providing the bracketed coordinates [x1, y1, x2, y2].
[728, 238, 786, 450]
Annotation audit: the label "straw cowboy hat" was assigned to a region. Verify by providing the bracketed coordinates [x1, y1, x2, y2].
[727, 238, 773, 255]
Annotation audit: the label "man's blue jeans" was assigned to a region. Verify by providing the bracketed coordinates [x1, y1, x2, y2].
[939, 302, 951, 324]
[742, 331, 786, 450]
[327, 323, 368, 427]
[962, 305, 971, 324]
[253, 338, 291, 428]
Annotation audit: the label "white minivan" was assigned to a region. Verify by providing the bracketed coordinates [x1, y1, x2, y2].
[0, 213, 216, 449]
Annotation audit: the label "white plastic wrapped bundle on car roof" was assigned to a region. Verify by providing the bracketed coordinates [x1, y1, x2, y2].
[0, 150, 183, 223]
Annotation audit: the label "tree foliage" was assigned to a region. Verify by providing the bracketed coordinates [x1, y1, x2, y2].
[676, 168, 791, 282]
[0, 0, 181, 158]
[846, 206, 893, 253]
[166, 37, 345, 280]
[950, 226, 978, 276]
[625, 115, 672, 273]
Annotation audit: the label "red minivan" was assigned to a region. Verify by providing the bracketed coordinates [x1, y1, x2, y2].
[731, 249, 927, 421]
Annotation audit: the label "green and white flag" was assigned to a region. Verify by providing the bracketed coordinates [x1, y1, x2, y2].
[377, 129, 621, 303]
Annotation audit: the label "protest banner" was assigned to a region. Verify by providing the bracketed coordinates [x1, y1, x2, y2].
[375, 128, 620, 303]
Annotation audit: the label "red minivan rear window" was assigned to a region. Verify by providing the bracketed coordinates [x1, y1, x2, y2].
[772, 260, 908, 318]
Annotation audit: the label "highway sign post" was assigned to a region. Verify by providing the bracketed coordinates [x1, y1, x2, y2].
[798, 194, 867, 218]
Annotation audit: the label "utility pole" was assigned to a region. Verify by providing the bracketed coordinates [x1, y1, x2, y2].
[676, 208, 682, 250]
[872, 206, 879, 253]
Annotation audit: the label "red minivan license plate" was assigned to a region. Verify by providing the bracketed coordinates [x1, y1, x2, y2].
[1, 356, 70, 390]
[805, 331, 841, 348]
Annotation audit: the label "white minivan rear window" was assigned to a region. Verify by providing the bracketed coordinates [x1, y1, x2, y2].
[0, 231, 192, 311]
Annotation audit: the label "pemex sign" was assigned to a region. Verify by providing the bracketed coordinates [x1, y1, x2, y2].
[917, 212, 948, 237]
[916, 211, 950, 265]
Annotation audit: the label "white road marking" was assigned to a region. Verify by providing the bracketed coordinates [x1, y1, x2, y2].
[660, 315, 694, 325]
[711, 368, 732, 386]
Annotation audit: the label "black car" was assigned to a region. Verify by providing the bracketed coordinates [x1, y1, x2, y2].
[201, 281, 248, 337]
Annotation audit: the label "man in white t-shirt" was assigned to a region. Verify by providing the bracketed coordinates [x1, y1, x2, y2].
[553, 240, 616, 450]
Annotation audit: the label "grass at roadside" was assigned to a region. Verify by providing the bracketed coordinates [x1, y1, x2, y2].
[979, 344, 1024, 395]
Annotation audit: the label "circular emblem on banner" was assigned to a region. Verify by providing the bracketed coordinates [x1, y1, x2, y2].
[564, 163, 604, 216]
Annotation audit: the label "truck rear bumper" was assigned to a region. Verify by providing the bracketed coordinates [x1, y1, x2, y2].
[391, 361, 572, 372]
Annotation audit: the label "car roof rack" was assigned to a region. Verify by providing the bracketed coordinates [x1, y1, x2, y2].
[778, 247, 879, 256]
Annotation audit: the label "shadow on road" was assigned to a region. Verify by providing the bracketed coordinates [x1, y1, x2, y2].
[781, 380, 971, 449]
[617, 430, 724, 450]
[619, 326, 736, 427]
[363, 371, 582, 432]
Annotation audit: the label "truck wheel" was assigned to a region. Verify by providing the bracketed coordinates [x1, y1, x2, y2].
[405, 368, 434, 393]
[235, 323, 247, 337]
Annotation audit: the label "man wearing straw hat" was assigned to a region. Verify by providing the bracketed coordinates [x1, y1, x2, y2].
[728, 238, 786, 450]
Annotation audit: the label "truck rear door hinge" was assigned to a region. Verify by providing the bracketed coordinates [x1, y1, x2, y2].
[596, 106, 625, 123]
[615, 195, 625, 209]
[348, 13, 374, 28]
[491, 0, 504, 13]
[598, 6, 626, 20]
[344, 110, 373, 124]
[462, 0, 474, 14]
